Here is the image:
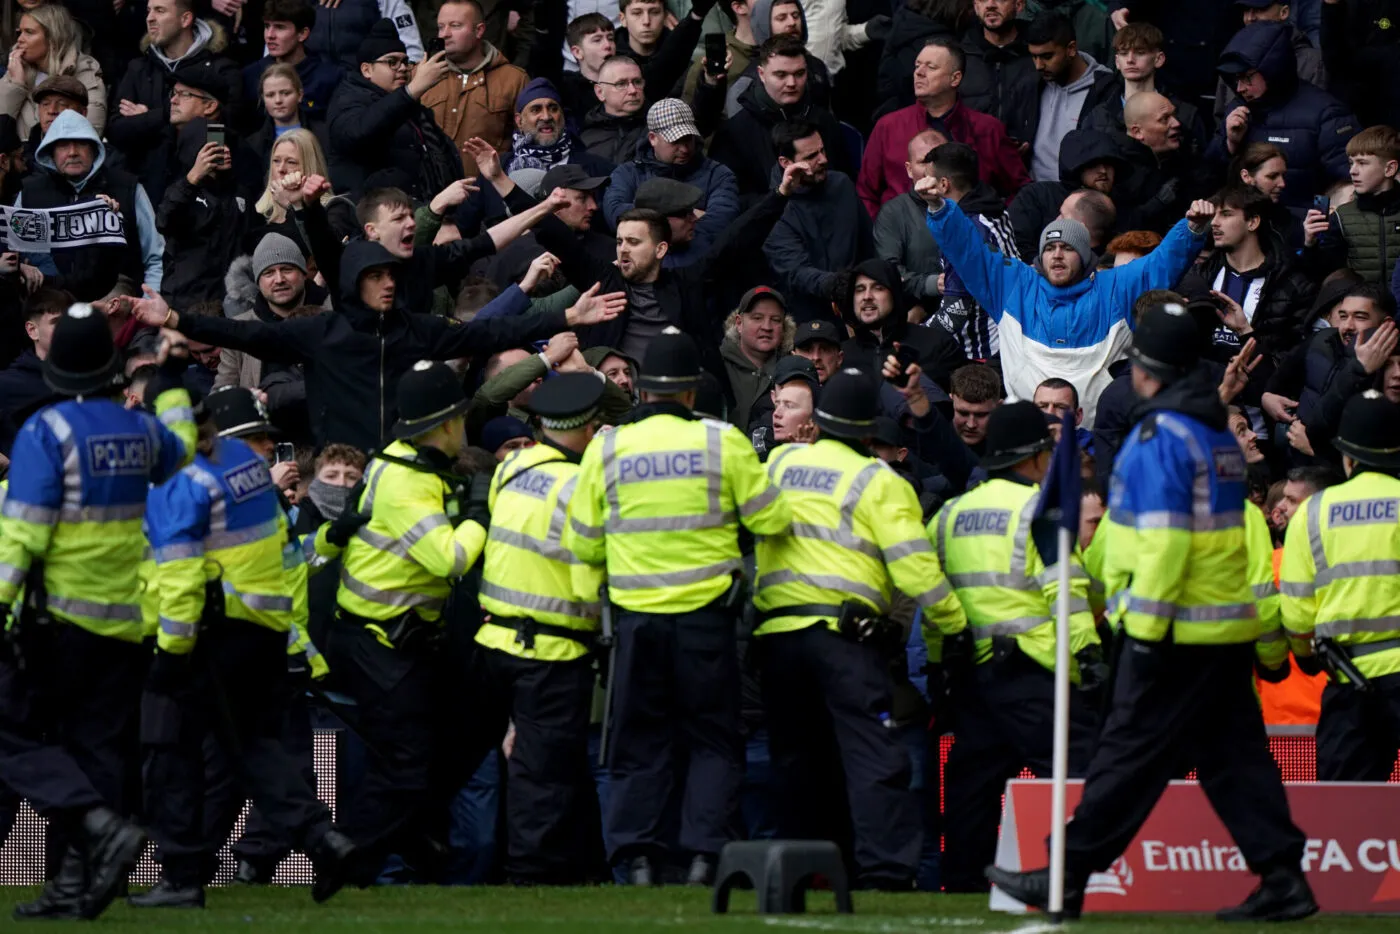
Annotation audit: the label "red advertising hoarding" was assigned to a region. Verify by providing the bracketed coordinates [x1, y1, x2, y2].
[991, 780, 1400, 914]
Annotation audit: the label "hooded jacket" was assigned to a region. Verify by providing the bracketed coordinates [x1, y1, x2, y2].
[157, 119, 246, 310]
[419, 44, 529, 178]
[1211, 25, 1326, 124]
[720, 334, 779, 432]
[856, 101, 1031, 216]
[602, 142, 741, 264]
[837, 257, 968, 390]
[958, 26, 1038, 130]
[874, 189, 943, 303]
[764, 166, 873, 324]
[709, 80, 851, 201]
[106, 20, 242, 203]
[17, 111, 164, 301]
[327, 72, 465, 201]
[725, 0, 833, 117]
[925, 198, 1206, 426]
[1007, 127, 1123, 261]
[215, 256, 331, 390]
[174, 240, 569, 450]
[1207, 22, 1358, 209]
[579, 106, 648, 166]
[0, 350, 55, 457]
[1028, 52, 1116, 183]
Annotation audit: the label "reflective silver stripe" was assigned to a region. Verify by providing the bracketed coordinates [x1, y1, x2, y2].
[159, 405, 194, 427]
[282, 543, 306, 570]
[1134, 510, 1242, 532]
[0, 561, 25, 587]
[609, 559, 742, 591]
[40, 408, 81, 511]
[49, 596, 142, 621]
[489, 526, 579, 564]
[915, 580, 952, 609]
[603, 427, 730, 533]
[159, 616, 196, 638]
[602, 429, 621, 520]
[1257, 629, 1284, 643]
[738, 482, 781, 518]
[840, 463, 883, 536]
[609, 511, 737, 533]
[1279, 581, 1315, 598]
[1156, 413, 1212, 524]
[222, 581, 293, 612]
[154, 541, 204, 563]
[756, 569, 888, 612]
[58, 503, 146, 522]
[1126, 596, 1177, 617]
[205, 518, 282, 552]
[1036, 563, 1089, 588]
[548, 474, 581, 542]
[1007, 492, 1041, 579]
[882, 538, 932, 563]
[361, 461, 391, 512]
[1175, 602, 1256, 622]
[1348, 638, 1400, 658]
[1306, 494, 1328, 575]
[949, 571, 1026, 589]
[1316, 616, 1400, 638]
[765, 443, 805, 483]
[1067, 597, 1091, 615]
[1315, 559, 1400, 588]
[1252, 581, 1278, 599]
[303, 639, 322, 659]
[790, 522, 880, 560]
[570, 515, 604, 539]
[185, 464, 228, 535]
[705, 423, 724, 517]
[978, 616, 1050, 636]
[338, 566, 445, 611]
[355, 513, 451, 560]
[449, 540, 468, 578]
[2, 500, 57, 525]
[479, 580, 600, 619]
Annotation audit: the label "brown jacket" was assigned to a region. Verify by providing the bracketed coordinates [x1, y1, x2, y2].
[420, 44, 527, 177]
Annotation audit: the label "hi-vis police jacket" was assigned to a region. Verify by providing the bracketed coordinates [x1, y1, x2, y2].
[565, 407, 791, 614]
[0, 391, 196, 641]
[477, 442, 604, 663]
[337, 440, 487, 624]
[146, 437, 299, 654]
[752, 438, 966, 644]
[931, 476, 1096, 678]
[1099, 404, 1259, 645]
[1279, 471, 1400, 682]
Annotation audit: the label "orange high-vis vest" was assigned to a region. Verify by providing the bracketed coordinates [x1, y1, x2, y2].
[1258, 546, 1326, 726]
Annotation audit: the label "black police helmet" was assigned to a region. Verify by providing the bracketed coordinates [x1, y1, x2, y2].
[981, 400, 1053, 471]
[637, 327, 702, 394]
[205, 386, 277, 439]
[1128, 302, 1200, 382]
[393, 360, 469, 440]
[814, 367, 879, 440]
[42, 303, 121, 396]
[1335, 390, 1400, 470]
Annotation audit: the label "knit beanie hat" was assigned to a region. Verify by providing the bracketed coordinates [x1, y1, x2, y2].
[252, 233, 308, 279]
[515, 77, 562, 114]
[482, 415, 534, 455]
[357, 19, 407, 65]
[1038, 218, 1093, 272]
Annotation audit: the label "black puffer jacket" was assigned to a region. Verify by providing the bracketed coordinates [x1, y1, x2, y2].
[175, 240, 569, 450]
[326, 73, 463, 202]
[958, 26, 1037, 130]
[1006, 128, 1123, 260]
[709, 82, 851, 202]
[578, 107, 647, 167]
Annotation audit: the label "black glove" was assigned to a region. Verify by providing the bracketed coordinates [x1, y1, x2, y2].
[1255, 655, 1292, 684]
[864, 14, 892, 42]
[147, 648, 193, 695]
[942, 628, 975, 669]
[1295, 651, 1323, 677]
[324, 480, 370, 548]
[690, 0, 717, 18]
[1075, 645, 1109, 692]
[463, 471, 493, 530]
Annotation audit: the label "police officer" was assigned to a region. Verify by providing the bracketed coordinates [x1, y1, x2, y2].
[0, 305, 196, 920]
[752, 367, 967, 889]
[988, 303, 1316, 922]
[1280, 390, 1400, 781]
[137, 398, 357, 908]
[933, 401, 1104, 892]
[472, 372, 607, 884]
[331, 361, 490, 884]
[565, 328, 791, 886]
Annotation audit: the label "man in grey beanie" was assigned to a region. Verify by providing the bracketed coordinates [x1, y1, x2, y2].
[916, 175, 1217, 426]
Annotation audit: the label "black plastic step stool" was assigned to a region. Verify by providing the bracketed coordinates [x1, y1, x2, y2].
[711, 840, 854, 914]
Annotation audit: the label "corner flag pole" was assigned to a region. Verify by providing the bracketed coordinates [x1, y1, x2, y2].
[1048, 522, 1072, 923]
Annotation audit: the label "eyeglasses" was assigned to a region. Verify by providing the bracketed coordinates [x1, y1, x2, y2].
[595, 77, 645, 90]
[375, 56, 412, 70]
[170, 88, 214, 102]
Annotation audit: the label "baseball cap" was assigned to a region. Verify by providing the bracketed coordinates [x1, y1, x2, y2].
[736, 285, 787, 317]
[647, 98, 701, 143]
[871, 416, 903, 448]
[773, 354, 820, 395]
[794, 319, 842, 348]
[541, 163, 610, 193]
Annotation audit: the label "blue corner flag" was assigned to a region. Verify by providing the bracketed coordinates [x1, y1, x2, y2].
[1031, 411, 1081, 566]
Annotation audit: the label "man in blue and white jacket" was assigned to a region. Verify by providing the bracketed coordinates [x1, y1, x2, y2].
[914, 173, 1214, 426]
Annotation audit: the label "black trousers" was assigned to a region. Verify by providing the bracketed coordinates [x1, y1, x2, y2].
[470, 649, 598, 884]
[1316, 676, 1400, 781]
[943, 656, 1097, 892]
[760, 625, 919, 888]
[142, 622, 330, 887]
[606, 605, 743, 864]
[1063, 640, 1306, 878]
[0, 624, 145, 835]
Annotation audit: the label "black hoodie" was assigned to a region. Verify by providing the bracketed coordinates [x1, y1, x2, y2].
[1006, 128, 1124, 260]
[175, 240, 571, 450]
[837, 258, 967, 390]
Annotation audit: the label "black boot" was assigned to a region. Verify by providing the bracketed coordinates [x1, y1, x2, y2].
[686, 854, 715, 887]
[627, 856, 657, 887]
[984, 866, 1084, 920]
[127, 878, 205, 909]
[308, 829, 358, 904]
[12, 847, 86, 920]
[234, 858, 278, 885]
[1216, 866, 1318, 922]
[77, 807, 146, 920]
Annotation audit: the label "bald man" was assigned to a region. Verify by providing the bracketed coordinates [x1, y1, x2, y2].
[1060, 189, 1117, 252]
[1111, 90, 1210, 234]
[874, 128, 953, 307]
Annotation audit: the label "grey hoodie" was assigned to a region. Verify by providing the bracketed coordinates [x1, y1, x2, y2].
[1030, 52, 1111, 183]
[149, 18, 215, 70]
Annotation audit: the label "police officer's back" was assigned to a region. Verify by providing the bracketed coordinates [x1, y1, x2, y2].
[1281, 390, 1400, 780]
[752, 367, 966, 890]
[564, 328, 790, 886]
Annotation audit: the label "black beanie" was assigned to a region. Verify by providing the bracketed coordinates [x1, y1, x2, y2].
[357, 19, 407, 65]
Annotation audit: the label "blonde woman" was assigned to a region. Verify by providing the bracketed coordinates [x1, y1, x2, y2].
[0, 4, 106, 136]
[255, 128, 332, 224]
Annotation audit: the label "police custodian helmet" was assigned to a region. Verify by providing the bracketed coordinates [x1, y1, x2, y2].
[637, 327, 702, 394]
[1128, 302, 1200, 382]
[1335, 390, 1400, 470]
[981, 400, 1053, 471]
[42, 303, 122, 396]
[814, 368, 879, 439]
[393, 361, 471, 439]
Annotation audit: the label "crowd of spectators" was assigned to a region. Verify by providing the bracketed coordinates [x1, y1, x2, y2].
[0, 0, 1399, 885]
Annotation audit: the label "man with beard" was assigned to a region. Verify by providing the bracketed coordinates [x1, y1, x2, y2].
[506, 78, 613, 176]
[1008, 128, 1125, 261]
[1021, 12, 1116, 184]
[959, 0, 1038, 128]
